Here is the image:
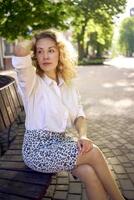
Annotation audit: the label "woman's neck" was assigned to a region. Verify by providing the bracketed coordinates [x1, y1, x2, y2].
[45, 71, 59, 85]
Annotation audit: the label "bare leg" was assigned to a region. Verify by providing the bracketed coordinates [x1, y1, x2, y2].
[75, 145, 124, 200]
[72, 164, 109, 200]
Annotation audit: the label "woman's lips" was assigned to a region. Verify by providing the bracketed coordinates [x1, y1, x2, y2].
[43, 63, 51, 65]
[42, 63, 52, 66]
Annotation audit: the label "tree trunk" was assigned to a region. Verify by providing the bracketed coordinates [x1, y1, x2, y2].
[96, 43, 102, 58]
[77, 18, 89, 61]
[77, 38, 85, 60]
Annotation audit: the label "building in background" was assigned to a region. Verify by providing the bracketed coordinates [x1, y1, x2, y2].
[130, 8, 134, 16]
[0, 38, 14, 71]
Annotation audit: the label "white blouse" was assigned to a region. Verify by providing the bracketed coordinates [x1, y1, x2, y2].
[12, 55, 85, 132]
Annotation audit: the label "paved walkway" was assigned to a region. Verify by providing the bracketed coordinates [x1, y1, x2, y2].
[1, 64, 134, 199]
[43, 65, 134, 200]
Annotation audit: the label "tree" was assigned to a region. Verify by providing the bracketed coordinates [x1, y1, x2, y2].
[0, 0, 126, 60]
[70, 0, 126, 60]
[84, 19, 113, 58]
[119, 17, 134, 56]
[0, 0, 70, 40]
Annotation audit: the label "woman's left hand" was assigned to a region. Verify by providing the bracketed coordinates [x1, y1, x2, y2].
[77, 137, 93, 155]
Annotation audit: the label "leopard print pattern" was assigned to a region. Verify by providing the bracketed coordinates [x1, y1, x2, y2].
[22, 129, 79, 173]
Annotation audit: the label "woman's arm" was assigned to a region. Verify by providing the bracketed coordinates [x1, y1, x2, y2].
[74, 116, 87, 139]
[74, 117, 93, 154]
[12, 40, 37, 97]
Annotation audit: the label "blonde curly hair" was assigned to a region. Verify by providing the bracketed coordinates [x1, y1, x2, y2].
[32, 29, 77, 84]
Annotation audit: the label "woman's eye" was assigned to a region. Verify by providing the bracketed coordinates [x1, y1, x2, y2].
[49, 49, 55, 53]
[37, 50, 42, 54]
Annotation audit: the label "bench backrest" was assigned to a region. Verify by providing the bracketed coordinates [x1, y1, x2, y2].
[0, 76, 23, 132]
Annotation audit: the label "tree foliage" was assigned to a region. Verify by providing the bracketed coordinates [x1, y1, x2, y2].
[84, 20, 113, 58]
[0, 0, 71, 40]
[70, 0, 126, 59]
[0, 0, 126, 59]
[119, 17, 134, 56]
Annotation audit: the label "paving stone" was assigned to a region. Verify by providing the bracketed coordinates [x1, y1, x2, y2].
[123, 163, 133, 168]
[108, 157, 120, 164]
[58, 172, 69, 177]
[112, 165, 126, 173]
[81, 183, 86, 189]
[51, 179, 56, 184]
[69, 183, 82, 194]
[82, 189, 88, 200]
[117, 174, 129, 179]
[125, 144, 134, 149]
[104, 152, 115, 158]
[119, 179, 134, 190]
[126, 168, 134, 173]
[102, 148, 111, 153]
[119, 138, 127, 144]
[132, 161, 134, 165]
[112, 149, 123, 156]
[45, 185, 55, 197]
[123, 191, 134, 200]
[128, 174, 134, 183]
[54, 191, 67, 200]
[67, 194, 81, 200]
[57, 178, 69, 184]
[56, 185, 68, 191]
[127, 154, 134, 161]
[117, 156, 129, 163]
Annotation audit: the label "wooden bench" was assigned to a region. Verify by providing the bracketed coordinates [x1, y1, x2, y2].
[0, 75, 54, 199]
[0, 129, 53, 200]
[0, 75, 24, 152]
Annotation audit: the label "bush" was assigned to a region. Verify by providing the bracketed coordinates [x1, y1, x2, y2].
[78, 57, 105, 65]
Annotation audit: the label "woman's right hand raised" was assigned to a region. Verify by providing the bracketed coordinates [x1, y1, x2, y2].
[13, 38, 34, 57]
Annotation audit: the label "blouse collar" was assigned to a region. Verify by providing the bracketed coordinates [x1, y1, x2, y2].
[43, 74, 65, 87]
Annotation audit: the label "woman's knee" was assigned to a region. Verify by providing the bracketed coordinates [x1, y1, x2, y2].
[91, 144, 103, 159]
[71, 164, 97, 183]
[76, 144, 103, 166]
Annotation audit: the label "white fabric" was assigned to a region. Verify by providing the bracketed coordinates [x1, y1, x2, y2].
[12, 55, 86, 132]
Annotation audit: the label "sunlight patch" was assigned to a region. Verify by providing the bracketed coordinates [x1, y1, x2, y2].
[102, 83, 114, 88]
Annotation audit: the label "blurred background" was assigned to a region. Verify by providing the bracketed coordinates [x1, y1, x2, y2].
[0, 0, 134, 70]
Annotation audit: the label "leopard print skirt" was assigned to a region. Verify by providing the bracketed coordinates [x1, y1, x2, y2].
[22, 129, 79, 173]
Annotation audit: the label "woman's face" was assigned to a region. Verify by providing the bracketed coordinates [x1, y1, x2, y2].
[36, 37, 59, 73]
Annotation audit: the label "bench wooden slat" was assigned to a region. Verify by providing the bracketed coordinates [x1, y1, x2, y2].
[0, 154, 23, 161]
[0, 111, 5, 131]
[0, 169, 53, 185]
[0, 89, 14, 123]
[0, 163, 53, 199]
[9, 84, 21, 113]
[13, 83, 23, 111]
[0, 161, 26, 169]
[0, 179, 46, 199]
[5, 87, 18, 119]
[0, 92, 10, 128]
[10, 140, 23, 145]
[0, 192, 30, 200]
[9, 144, 22, 150]
[4, 149, 22, 155]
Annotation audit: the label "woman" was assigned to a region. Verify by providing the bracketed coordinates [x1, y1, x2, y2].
[12, 29, 125, 200]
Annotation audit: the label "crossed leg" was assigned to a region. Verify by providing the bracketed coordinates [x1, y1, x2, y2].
[71, 144, 125, 200]
[72, 164, 108, 200]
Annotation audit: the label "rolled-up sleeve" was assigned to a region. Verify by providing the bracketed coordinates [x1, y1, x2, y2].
[12, 55, 37, 97]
